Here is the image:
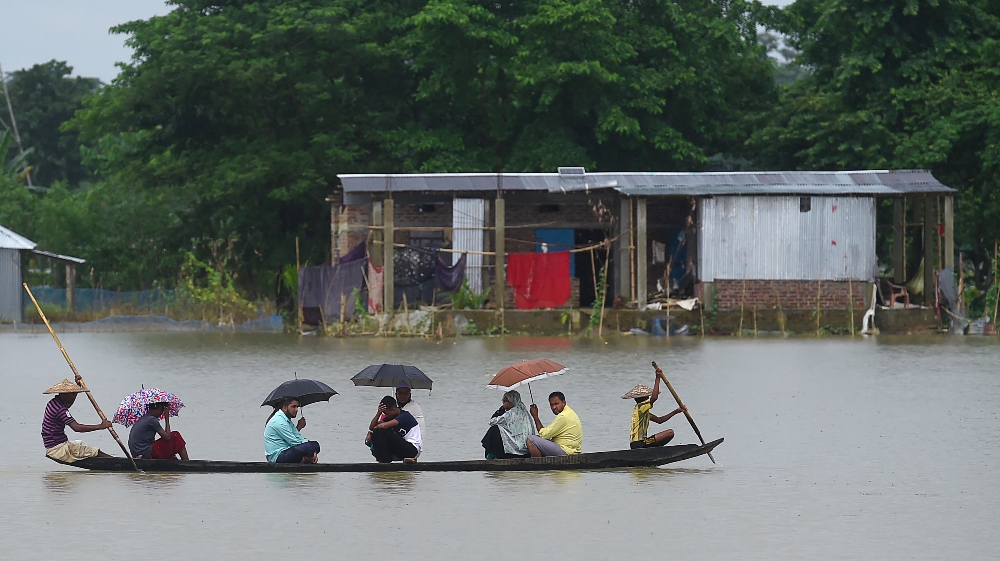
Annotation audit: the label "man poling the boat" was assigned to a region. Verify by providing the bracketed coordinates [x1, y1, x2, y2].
[624, 364, 686, 449]
[526, 392, 583, 457]
[41, 375, 114, 463]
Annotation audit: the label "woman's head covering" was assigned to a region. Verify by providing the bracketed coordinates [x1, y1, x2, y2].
[503, 390, 523, 407]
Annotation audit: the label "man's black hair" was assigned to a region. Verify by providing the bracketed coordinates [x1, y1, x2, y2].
[380, 396, 398, 408]
[280, 397, 300, 408]
[549, 391, 566, 402]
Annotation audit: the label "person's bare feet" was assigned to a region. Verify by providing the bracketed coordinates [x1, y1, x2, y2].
[300, 453, 319, 464]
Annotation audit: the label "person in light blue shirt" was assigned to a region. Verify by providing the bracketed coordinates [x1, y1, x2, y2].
[264, 398, 320, 463]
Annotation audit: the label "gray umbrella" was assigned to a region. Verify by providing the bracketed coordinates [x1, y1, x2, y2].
[261, 379, 338, 408]
[350, 364, 433, 390]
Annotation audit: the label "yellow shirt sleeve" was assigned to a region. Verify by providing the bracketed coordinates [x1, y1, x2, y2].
[539, 412, 568, 440]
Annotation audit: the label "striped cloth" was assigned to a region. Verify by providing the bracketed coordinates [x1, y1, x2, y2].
[41, 397, 75, 449]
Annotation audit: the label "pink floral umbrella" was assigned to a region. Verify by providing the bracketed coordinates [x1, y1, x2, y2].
[112, 388, 185, 427]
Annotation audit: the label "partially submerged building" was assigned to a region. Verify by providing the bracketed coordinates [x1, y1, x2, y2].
[330, 169, 955, 315]
[0, 225, 86, 323]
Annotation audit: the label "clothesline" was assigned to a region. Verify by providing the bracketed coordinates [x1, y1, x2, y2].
[378, 237, 618, 256]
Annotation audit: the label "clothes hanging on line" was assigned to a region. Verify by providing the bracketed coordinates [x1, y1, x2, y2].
[506, 252, 571, 310]
[436, 253, 467, 293]
[338, 241, 366, 264]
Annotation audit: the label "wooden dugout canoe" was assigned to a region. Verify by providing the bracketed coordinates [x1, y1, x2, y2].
[51, 438, 723, 473]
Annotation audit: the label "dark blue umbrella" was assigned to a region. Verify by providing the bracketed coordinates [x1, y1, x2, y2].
[350, 364, 433, 390]
[261, 379, 338, 408]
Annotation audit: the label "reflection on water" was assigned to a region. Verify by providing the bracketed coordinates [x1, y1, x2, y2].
[366, 471, 418, 493]
[3, 333, 999, 560]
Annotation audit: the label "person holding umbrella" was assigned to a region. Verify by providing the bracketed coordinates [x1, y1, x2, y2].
[264, 398, 321, 464]
[526, 391, 582, 457]
[128, 401, 190, 460]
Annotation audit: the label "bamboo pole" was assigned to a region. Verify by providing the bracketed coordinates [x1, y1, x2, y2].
[739, 278, 746, 337]
[295, 236, 302, 332]
[651, 361, 715, 464]
[752, 307, 757, 337]
[816, 280, 822, 337]
[993, 242, 999, 324]
[848, 277, 855, 336]
[339, 293, 347, 336]
[699, 301, 705, 338]
[24, 284, 139, 471]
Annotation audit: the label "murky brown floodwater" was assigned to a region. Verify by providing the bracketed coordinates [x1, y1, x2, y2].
[1, 332, 997, 559]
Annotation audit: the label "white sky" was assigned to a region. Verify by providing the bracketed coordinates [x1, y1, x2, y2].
[0, 0, 794, 84]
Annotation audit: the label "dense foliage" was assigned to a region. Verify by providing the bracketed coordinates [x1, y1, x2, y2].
[0, 61, 100, 187]
[752, 0, 1000, 282]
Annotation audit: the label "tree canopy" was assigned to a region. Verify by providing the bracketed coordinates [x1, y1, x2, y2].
[63, 0, 775, 293]
[1, 60, 100, 187]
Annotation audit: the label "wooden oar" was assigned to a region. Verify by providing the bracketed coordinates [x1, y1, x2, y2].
[24, 284, 139, 471]
[651, 361, 715, 464]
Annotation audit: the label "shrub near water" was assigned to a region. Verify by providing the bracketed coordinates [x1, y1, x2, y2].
[174, 252, 271, 326]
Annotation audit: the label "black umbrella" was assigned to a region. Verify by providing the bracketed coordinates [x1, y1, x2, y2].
[350, 364, 433, 390]
[261, 379, 338, 408]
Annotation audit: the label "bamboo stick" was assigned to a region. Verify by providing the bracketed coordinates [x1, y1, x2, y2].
[651, 361, 715, 464]
[24, 284, 139, 471]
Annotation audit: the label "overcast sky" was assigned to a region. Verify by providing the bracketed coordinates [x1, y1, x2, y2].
[0, 0, 794, 84]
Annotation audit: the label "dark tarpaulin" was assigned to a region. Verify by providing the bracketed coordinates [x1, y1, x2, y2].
[339, 242, 366, 265]
[298, 259, 366, 324]
[436, 253, 467, 293]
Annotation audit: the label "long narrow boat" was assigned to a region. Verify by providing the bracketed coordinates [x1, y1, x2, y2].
[52, 438, 722, 473]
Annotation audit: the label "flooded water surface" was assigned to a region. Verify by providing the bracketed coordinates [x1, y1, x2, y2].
[1, 333, 997, 560]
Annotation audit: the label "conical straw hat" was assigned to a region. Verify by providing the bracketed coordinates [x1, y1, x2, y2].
[43, 379, 87, 394]
[622, 384, 653, 399]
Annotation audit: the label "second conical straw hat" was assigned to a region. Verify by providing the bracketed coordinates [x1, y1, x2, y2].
[622, 384, 653, 399]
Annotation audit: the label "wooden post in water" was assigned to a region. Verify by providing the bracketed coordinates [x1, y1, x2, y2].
[636, 198, 647, 310]
[295, 236, 302, 331]
[816, 280, 822, 337]
[383, 198, 395, 316]
[495, 196, 506, 320]
[893, 198, 906, 283]
[944, 196, 955, 270]
[923, 195, 936, 307]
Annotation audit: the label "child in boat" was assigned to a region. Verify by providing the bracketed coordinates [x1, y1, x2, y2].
[41, 376, 113, 463]
[624, 367, 686, 449]
[128, 402, 190, 460]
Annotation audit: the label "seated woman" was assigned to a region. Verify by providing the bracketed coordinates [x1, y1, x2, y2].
[481, 390, 536, 459]
[128, 402, 189, 460]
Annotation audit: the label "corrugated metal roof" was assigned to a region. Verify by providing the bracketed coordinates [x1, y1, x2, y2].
[0, 225, 36, 250]
[339, 170, 954, 196]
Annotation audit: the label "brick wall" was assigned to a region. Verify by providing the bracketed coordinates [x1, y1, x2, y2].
[710, 279, 867, 310]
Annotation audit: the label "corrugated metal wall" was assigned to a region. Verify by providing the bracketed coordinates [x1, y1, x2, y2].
[453, 198, 485, 293]
[698, 196, 876, 281]
[0, 248, 23, 322]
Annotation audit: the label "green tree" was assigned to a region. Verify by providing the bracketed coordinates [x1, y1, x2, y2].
[751, 0, 1000, 272]
[1, 61, 100, 187]
[70, 0, 776, 294]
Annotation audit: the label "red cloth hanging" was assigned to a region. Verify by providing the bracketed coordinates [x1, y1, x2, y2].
[506, 252, 572, 310]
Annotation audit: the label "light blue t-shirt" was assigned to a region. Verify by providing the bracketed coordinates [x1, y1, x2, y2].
[264, 410, 307, 462]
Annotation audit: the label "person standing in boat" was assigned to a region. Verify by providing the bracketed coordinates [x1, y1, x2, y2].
[526, 391, 582, 457]
[128, 402, 190, 460]
[264, 398, 320, 464]
[482, 390, 536, 459]
[367, 396, 421, 463]
[623, 368, 686, 449]
[41, 377, 113, 463]
[395, 380, 426, 448]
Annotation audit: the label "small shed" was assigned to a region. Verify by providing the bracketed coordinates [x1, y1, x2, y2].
[0, 225, 36, 322]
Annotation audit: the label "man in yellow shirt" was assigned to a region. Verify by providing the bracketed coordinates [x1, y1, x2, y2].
[624, 366, 685, 449]
[526, 392, 582, 457]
